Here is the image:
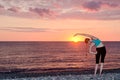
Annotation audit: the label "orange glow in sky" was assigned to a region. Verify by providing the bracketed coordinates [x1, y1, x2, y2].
[0, 0, 120, 41]
[71, 36, 84, 42]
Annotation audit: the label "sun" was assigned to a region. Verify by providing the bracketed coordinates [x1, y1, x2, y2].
[71, 37, 82, 42]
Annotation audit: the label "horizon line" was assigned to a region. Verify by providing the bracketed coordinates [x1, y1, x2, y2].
[0, 40, 120, 42]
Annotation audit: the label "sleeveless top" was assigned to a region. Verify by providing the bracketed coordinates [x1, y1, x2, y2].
[92, 39, 104, 47]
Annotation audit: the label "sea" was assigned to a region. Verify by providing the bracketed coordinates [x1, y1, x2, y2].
[0, 41, 120, 73]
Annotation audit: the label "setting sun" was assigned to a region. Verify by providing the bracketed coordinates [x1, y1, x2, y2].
[71, 37, 82, 42]
[70, 35, 85, 42]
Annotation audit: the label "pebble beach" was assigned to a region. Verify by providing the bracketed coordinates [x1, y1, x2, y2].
[0, 68, 120, 80]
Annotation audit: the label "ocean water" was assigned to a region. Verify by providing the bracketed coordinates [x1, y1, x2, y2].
[0, 41, 120, 73]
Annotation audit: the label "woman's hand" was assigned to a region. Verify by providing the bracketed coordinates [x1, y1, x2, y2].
[90, 52, 97, 55]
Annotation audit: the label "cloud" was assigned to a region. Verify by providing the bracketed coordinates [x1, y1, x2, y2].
[29, 7, 53, 17]
[0, 27, 94, 33]
[105, 2, 118, 7]
[0, 4, 4, 8]
[0, 27, 51, 32]
[82, 1, 102, 11]
[57, 9, 120, 20]
[0, 0, 120, 20]
[82, 1, 119, 11]
[58, 0, 120, 20]
[8, 7, 20, 12]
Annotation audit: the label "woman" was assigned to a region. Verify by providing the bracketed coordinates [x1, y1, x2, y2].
[74, 33, 106, 76]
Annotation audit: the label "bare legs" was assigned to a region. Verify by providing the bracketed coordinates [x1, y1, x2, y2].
[94, 64, 98, 76]
[100, 63, 104, 75]
[94, 63, 104, 76]
[94, 46, 106, 76]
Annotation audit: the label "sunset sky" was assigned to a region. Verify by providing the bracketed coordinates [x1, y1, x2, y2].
[0, 0, 120, 41]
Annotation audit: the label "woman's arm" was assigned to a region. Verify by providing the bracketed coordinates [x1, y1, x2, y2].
[74, 33, 98, 39]
[89, 43, 97, 54]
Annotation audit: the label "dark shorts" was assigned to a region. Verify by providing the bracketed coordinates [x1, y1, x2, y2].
[96, 46, 106, 64]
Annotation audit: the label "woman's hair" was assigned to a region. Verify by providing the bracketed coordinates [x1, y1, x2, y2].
[84, 38, 90, 44]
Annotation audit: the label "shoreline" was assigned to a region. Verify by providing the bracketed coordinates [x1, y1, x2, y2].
[0, 68, 120, 79]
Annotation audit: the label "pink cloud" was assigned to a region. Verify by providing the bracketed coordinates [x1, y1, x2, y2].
[103, 2, 119, 8]
[0, 4, 4, 8]
[57, 8, 120, 20]
[8, 7, 21, 13]
[0, 0, 119, 20]
[82, 1, 119, 11]
[82, 1, 102, 11]
[29, 7, 53, 17]
[0, 27, 50, 32]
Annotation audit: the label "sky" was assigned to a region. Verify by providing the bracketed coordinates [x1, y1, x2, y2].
[0, 0, 120, 41]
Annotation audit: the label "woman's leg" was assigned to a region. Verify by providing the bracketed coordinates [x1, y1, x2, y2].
[94, 64, 98, 76]
[100, 63, 104, 75]
[94, 52, 100, 76]
[100, 47, 106, 75]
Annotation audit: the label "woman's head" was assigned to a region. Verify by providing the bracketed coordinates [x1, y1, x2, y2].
[84, 38, 90, 44]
